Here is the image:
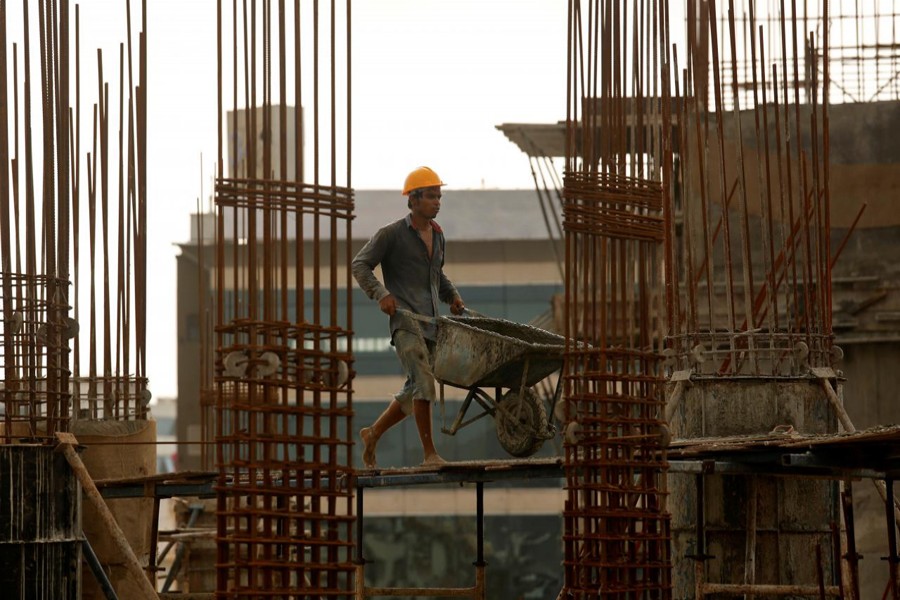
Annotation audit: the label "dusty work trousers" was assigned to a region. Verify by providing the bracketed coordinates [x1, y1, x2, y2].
[392, 329, 437, 415]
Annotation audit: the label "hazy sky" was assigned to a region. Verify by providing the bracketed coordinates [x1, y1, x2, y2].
[4, 1, 862, 400]
[4, 1, 567, 399]
[154, 1, 566, 398]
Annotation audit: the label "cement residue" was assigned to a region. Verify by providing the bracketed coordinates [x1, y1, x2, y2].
[446, 316, 566, 347]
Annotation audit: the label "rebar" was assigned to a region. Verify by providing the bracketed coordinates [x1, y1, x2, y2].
[665, 1, 840, 597]
[561, 2, 673, 597]
[668, 1, 834, 379]
[1, 1, 148, 440]
[213, 1, 354, 597]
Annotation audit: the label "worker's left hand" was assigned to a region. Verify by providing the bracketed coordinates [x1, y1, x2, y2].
[450, 297, 466, 316]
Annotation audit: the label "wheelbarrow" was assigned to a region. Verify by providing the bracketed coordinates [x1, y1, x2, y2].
[397, 309, 566, 458]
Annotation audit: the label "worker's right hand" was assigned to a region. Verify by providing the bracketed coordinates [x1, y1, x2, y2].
[378, 294, 397, 316]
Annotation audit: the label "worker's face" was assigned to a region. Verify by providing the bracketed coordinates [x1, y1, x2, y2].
[411, 186, 442, 219]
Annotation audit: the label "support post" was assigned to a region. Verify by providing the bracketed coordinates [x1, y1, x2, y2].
[744, 476, 758, 596]
[885, 479, 900, 600]
[475, 482, 485, 567]
[841, 482, 861, 600]
[475, 481, 486, 599]
[686, 472, 714, 598]
[829, 521, 845, 600]
[355, 485, 365, 599]
[147, 492, 160, 582]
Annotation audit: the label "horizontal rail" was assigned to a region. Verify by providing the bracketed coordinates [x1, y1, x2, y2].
[701, 583, 840, 597]
[362, 586, 477, 597]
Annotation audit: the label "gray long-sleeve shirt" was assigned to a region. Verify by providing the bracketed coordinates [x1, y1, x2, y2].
[351, 214, 459, 341]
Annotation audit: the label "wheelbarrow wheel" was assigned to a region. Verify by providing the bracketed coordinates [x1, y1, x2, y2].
[495, 388, 549, 458]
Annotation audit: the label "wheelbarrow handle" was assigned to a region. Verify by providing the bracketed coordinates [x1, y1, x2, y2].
[395, 308, 437, 325]
[395, 308, 483, 323]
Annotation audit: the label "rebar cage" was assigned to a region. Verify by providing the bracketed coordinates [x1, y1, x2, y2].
[213, 2, 355, 596]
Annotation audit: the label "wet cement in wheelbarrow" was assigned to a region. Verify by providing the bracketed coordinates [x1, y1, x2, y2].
[448, 317, 565, 347]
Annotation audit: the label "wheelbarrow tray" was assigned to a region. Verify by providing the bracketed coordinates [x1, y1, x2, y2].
[432, 316, 566, 389]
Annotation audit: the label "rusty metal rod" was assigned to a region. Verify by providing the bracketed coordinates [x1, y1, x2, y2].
[726, 1, 759, 373]
[778, 4, 802, 342]
[0, 0, 13, 410]
[708, 0, 739, 345]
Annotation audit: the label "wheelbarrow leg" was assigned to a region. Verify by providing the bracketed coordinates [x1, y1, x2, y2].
[518, 358, 531, 398]
[439, 383, 446, 434]
[442, 388, 496, 436]
[443, 389, 477, 435]
[551, 368, 564, 419]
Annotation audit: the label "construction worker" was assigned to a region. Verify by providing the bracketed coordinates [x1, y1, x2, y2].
[351, 166, 466, 468]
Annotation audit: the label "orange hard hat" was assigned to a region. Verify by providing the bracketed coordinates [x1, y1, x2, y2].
[402, 166, 445, 196]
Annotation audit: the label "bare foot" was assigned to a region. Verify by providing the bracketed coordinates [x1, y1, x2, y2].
[421, 453, 446, 467]
[360, 427, 377, 468]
